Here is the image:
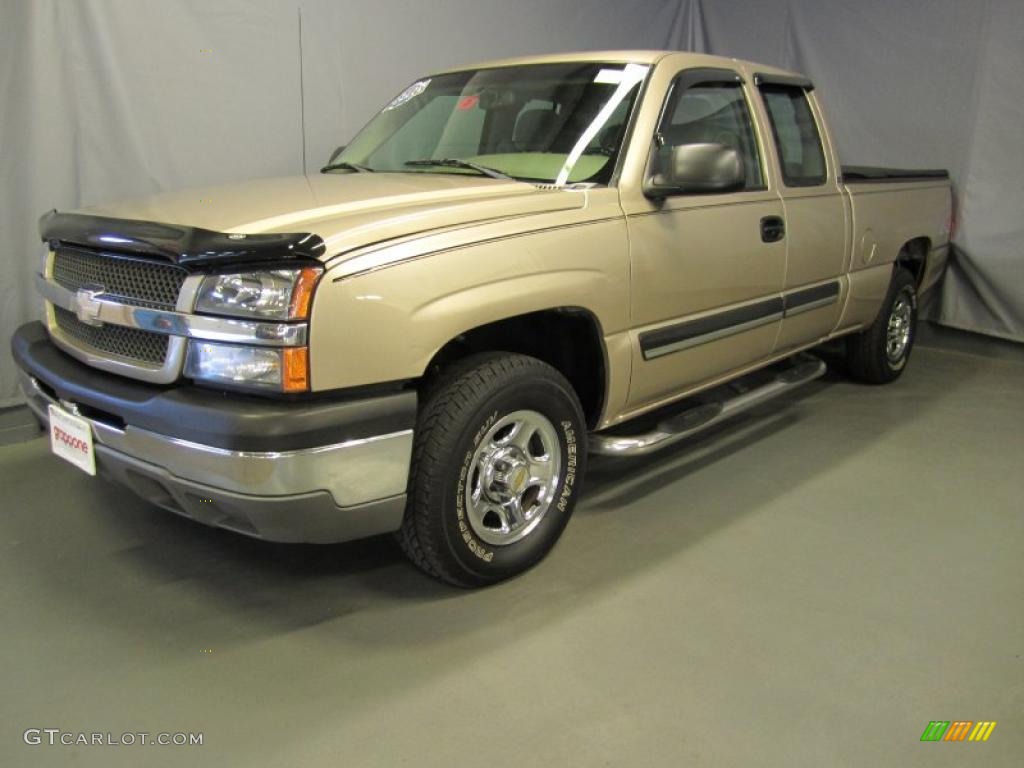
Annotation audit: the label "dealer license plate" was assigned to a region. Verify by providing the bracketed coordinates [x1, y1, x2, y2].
[48, 404, 96, 476]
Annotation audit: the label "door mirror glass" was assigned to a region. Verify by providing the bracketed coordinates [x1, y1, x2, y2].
[644, 143, 745, 197]
[644, 74, 763, 198]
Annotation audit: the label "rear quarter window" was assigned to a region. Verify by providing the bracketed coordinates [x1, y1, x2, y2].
[760, 85, 827, 186]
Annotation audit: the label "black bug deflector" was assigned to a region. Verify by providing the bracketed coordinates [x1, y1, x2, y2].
[39, 210, 326, 269]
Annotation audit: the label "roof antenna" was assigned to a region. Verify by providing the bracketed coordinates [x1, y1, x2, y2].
[298, 7, 307, 174]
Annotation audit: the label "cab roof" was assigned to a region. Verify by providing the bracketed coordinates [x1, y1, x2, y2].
[431, 50, 806, 82]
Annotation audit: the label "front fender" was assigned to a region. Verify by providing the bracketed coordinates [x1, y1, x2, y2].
[309, 217, 630, 391]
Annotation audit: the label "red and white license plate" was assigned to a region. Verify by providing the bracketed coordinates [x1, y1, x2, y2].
[48, 404, 96, 476]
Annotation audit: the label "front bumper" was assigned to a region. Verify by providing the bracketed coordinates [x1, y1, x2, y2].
[12, 322, 415, 543]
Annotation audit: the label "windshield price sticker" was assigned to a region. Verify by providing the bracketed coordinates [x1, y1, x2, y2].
[594, 68, 625, 84]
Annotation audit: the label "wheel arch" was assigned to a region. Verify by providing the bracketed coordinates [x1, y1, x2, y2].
[422, 307, 608, 430]
[895, 236, 931, 287]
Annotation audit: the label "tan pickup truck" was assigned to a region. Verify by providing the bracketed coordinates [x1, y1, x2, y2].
[12, 51, 952, 586]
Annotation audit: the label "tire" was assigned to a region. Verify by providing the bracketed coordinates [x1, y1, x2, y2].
[846, 267, 918, 384]
[397, 352, 587, 587]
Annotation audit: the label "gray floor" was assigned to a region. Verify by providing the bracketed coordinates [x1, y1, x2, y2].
[1, 337, 1022, 767]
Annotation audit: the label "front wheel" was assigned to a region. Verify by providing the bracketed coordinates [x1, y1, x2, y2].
[397, 353, 587, 587]
[846, 267, 918, 384]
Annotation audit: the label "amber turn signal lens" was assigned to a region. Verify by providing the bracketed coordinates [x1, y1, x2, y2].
[289, 267, 321, 319]
[282, 347, 309, 392]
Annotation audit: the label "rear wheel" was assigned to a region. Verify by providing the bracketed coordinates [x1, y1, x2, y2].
[846, 267, 918, 384]
[397, 352, 586, 587]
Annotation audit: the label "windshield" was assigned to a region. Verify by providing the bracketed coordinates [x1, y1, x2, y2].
[334, 62, 649, 186]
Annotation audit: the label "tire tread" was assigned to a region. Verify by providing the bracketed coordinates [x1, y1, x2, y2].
[846, 267, 917, 385]
[397, 353, 577, 587]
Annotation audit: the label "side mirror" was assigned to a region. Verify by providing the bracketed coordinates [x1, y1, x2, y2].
[327, 145, 346, 164]
[644, 143, 745, 197]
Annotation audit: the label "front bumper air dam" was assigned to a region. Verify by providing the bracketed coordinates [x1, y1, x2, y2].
[11, 322, 415, 544]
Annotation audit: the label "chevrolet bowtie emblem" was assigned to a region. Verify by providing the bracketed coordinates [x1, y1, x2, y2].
[75, 285, 105, 327]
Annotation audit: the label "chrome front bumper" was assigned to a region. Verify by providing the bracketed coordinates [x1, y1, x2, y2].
[19, 369, 413, 544]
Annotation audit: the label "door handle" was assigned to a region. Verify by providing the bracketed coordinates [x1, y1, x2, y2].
[760, 216, 785, 243]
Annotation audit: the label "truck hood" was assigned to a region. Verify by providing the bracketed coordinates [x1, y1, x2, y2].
[67, 173, 585, 265]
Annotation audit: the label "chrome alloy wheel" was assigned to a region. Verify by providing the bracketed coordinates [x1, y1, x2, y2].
[886, 289, 914, 363]
[465, 410, 563, 547]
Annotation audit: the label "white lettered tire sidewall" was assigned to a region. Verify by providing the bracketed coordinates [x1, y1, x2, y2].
[397, 352, 589, 586]
[441, 378, 584, 582]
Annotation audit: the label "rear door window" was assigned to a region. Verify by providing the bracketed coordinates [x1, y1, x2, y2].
[759, 85, 827, 186]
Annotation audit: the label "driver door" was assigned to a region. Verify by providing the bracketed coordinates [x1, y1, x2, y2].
[623, 68, 786, 412]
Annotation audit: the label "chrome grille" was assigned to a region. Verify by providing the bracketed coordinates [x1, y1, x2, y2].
[53, 247, 187, 310]
[53, 306, 169, 365]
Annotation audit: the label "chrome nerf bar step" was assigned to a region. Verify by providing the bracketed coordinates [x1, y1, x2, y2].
[589, 356, 827, 457]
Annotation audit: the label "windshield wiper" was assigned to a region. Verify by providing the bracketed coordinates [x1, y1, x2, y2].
[404, 158, 513, 181]
[320, 161, 374, 174]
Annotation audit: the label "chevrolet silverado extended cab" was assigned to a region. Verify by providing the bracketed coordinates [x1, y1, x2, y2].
[12, 51, 952, 586]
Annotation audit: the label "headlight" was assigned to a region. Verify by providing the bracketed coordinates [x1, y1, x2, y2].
[195, 266, 321, 320]
[185, 341, 309, 393]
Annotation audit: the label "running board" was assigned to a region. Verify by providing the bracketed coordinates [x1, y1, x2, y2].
[589, 357, 827, 457]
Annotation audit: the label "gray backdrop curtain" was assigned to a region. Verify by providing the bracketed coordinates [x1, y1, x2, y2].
[2, 0, 1021, 407]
